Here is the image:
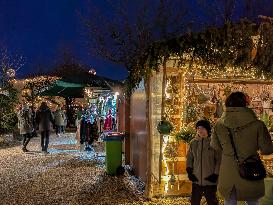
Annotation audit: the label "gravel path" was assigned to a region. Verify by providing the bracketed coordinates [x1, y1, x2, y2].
[0, 133, 192, 205]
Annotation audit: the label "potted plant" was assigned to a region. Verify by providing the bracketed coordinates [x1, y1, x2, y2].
[175, 127, 196, 144]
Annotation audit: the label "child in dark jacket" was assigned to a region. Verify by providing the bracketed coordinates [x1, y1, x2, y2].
[186, 120, 221, 205]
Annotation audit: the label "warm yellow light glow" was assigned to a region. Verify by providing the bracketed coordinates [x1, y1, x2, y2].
[162, 135, 170, 193]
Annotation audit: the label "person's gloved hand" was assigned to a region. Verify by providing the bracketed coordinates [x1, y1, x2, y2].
[186, 167, 198, 182]
[188, 173, 198, 182]
[205, 174, 219, 183]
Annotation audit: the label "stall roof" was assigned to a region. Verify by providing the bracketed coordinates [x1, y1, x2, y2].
[61, 72, 123, 90]
[35, 69, 123, 98]
[39, 80, 85, 98]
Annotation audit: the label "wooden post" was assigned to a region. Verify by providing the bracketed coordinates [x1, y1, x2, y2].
[124, 96, 131, 165]
[145, 77, 153, 198]
[158, 58, 167, 184]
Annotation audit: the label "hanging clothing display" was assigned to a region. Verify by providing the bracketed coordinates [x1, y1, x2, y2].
[78, 92, 118, 148]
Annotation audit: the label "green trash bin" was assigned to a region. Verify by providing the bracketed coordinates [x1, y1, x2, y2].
[103, 134, 124, 175]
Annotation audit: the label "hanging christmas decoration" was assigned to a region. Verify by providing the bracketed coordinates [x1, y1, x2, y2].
[204, 104, 216, 121]
[211, 89, 218, 103]
[186, 105, 197, 123]
[197, 93, 209, 104]
[169, 174, 176, 186]
[223, 86, 232, 97]
[260, 91, 270, 102]
[157, 119, 173, 135]
[215, 100, 224, 118]
[164, 142, 179, 159]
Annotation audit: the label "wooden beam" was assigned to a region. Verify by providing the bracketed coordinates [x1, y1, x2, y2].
[187, 78, 273, 85]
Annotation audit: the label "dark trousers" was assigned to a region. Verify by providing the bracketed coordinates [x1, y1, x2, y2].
[61, 126, 64, 133]
[55, 126, 62, 135]
[80, 121, 86, 144]
[41, 130, 50, 151]
[191, 183, 219, 205]
[22, 133, 31, 148]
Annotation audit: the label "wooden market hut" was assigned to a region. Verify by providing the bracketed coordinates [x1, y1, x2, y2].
[122, 19, 273, 198]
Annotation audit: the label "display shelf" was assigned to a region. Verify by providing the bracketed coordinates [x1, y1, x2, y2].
[164, 157, 186, 162]
[162, 174, 189, 181]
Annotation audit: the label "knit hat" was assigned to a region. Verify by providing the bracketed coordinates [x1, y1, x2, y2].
[196, 119, 211, 135]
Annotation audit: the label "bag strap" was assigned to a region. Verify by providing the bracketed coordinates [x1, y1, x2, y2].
[227, 128, 240, 163]
[223, 120, 258, 163]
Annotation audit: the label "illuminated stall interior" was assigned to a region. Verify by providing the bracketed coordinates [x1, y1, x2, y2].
[148, 59, 273, 196]
[83, 87, 121, 132]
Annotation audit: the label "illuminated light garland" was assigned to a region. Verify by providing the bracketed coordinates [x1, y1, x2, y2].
[10, 76, 60, 85]
[162, 135, 170, 193]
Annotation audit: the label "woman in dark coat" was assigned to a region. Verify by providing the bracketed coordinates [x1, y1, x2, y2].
[35, 102, 54, 154]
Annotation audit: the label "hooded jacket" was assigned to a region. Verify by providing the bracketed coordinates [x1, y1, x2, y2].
[54, 108, 65, 126]
[186, 135, 221, 186]
[17, 108, 33, 135]
[211, 107, 273, 201]
[35, 104, 54, 131]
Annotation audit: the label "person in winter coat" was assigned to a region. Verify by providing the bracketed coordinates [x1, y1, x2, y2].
[54, 106, 65, 136]
[35, 102, 54, 154]
[186, 119, 221, 205]
[17, 103, 33, 152]
[61, 107, 67, 134]
[211, 92, 273, 205]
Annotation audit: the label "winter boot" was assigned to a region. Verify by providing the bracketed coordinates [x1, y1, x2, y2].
[22, 146, 29, 152]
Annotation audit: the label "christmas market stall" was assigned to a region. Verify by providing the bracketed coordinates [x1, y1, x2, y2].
[126, 18, 273, 198]
[143, 61, 273, 197]
[58, 70, 124, 133]
[128, 63, 273, 199]
[35, 70, 124, 150]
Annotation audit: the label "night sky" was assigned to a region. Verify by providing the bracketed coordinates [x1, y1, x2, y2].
[1, 0, 272, 80]
[0, 0, 127, 80]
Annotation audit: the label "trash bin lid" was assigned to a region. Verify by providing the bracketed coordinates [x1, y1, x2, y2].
[103, 135, 124, 141]
[102, 132, 124, 141]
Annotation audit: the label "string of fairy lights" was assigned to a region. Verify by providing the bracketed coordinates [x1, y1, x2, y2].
[10, 76, 61, 109]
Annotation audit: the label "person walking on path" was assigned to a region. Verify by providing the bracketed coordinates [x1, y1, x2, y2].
[62, 107, 67, 134]
[17, 103, 34, 152]
[211, 92, 273, 205]
[186, 119, 221, 205]
[35, 102, 54, 154]
[54, 106, 65, 137]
